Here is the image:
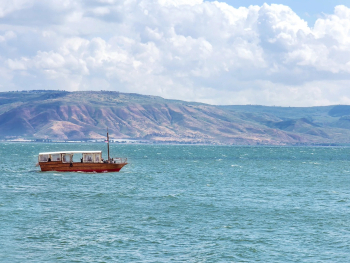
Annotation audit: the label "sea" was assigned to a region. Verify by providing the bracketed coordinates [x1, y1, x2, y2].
[1, 143, 350, 262]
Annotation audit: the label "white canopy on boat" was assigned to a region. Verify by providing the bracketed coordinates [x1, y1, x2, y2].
[39, 151, 102, 155]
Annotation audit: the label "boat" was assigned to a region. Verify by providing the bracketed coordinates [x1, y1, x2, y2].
[37, 130, 127, 173]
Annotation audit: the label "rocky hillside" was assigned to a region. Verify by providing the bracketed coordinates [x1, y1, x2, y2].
[1, 90, 350, 145]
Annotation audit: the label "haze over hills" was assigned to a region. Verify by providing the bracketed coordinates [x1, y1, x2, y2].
[1, 90, 350, 145]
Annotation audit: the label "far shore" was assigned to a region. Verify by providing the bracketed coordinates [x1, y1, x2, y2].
[0, 139, 346, 147]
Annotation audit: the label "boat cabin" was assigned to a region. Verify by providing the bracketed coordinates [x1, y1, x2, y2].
[38, 151, 103, 164]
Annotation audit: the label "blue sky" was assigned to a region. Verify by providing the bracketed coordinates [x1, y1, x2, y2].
[216, 0, 350, 24]
[1, 0, 350, 106]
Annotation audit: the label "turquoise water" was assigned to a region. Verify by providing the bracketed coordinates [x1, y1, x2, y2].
[1, 143, 350, 262]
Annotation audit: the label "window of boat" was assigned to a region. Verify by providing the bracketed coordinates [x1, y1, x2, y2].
[94, 154, 101, 163]
[39, 154, 49, 162]
[83, 153, 93, 163]
[62, 154, 73, 163]
[51, 154, 61, 162]
[72, 154, 81, 163]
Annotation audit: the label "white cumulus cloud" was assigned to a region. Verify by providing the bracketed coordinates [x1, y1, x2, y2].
[0, 0, 350, 106]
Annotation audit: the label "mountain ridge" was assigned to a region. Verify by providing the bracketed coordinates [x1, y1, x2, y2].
[1, 90, 350, 145]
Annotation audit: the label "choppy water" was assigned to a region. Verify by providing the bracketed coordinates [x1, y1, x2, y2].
[1, 143, 350, 262]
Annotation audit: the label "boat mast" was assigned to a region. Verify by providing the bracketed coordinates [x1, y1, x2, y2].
[107, 128, 110, 161]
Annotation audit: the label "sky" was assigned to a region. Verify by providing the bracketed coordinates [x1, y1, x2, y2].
[1, 0, 350, 106]
[219, 0, 350, 24]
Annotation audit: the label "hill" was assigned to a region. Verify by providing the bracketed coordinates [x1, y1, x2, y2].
[1, 90, 350, 145]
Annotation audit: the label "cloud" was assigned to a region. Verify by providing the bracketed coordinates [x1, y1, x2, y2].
[1, 0, 350, 106]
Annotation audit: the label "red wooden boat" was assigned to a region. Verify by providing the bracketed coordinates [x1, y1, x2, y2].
[38, 131, 127, 173]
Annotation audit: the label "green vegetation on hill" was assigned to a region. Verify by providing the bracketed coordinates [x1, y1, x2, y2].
[1, 90, 350, 145]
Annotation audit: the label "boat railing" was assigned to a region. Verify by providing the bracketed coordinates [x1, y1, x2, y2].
[111, 157, 127, 164]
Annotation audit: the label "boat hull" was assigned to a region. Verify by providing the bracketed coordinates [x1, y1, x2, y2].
[39, 161, 127, 173]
